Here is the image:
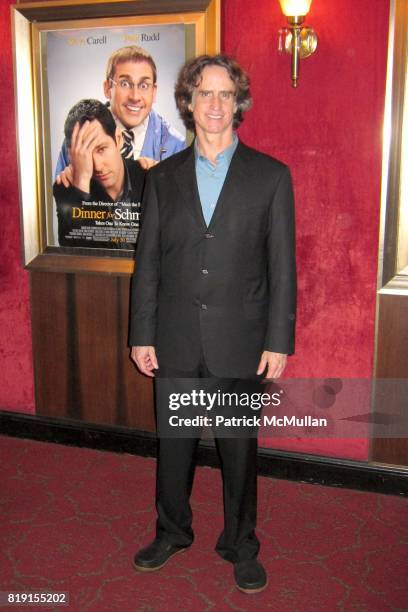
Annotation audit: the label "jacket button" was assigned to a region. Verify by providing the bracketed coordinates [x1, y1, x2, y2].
[204, 233, 214, 239]
[202, 269, 209, 275]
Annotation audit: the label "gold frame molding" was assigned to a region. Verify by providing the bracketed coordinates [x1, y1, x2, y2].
[370, 0, 408, 466]
[11, 0, 220, 275]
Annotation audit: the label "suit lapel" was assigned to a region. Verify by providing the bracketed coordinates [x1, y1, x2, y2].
[174, 144, 207, 230]
[173, 140, 251, 231]
[207, 141, 250, 231]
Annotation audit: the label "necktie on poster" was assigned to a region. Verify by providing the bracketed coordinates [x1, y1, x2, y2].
[121, 129, 134, 159]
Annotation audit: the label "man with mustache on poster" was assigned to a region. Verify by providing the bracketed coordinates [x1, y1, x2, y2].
[54, 99, 145, 249]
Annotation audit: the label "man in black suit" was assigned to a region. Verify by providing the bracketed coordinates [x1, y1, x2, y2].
[129, 55, 296, 593]
[54, 99, 145, 250]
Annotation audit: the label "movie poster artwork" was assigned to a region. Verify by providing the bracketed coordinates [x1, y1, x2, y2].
[43, 23, 186, 251]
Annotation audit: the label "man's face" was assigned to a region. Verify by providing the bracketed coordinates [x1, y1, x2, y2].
[104, 60, 157, 129]
[189, 65, 237, 138]
[88, 120, 123, 194]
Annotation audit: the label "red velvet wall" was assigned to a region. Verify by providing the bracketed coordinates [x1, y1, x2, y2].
[0, 0, 35, 413]
[0, 0, 390, 459]
[223, 0, 389, 458]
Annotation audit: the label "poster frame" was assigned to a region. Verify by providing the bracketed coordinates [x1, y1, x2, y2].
[11, 0, 220, 275]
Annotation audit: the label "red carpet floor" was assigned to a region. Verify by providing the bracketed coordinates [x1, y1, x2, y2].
[1, 436, 407, 611]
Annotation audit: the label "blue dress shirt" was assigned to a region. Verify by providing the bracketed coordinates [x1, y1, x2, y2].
[195, 135, 238, 227]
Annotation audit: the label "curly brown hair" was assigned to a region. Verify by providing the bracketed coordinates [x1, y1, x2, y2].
[174, 54, 252, 131]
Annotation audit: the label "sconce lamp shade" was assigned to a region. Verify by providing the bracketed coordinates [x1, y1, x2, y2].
[279, 0, 312, 17]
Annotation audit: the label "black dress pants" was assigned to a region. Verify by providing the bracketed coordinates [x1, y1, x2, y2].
[153, 355, 262, 563]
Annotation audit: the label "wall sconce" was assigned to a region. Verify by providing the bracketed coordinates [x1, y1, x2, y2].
[278, 0, 318, 88]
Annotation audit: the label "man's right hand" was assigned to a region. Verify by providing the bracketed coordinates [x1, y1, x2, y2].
[130, 346, 158, 377]
[69, 120, 101, 193]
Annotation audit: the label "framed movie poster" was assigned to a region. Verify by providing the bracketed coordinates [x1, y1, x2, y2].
[12, 0, 220, 274]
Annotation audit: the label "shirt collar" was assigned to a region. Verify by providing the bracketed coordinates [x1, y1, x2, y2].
[194, 133, 238, 165]
[114, 115, 149, 136]
[120, 160, 132, 200]
[112, 159, 132, 202]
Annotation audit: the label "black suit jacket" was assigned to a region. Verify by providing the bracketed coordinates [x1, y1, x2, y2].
[129, 140, 296, 378]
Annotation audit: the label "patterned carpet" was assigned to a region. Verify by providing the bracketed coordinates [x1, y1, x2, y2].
[1, 436, 407, 611]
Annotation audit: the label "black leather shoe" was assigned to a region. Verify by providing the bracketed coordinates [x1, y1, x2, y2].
[132, 539, 188, 572]
[233, 559, 268, 593]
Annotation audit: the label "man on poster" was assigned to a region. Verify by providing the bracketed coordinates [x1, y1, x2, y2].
[54, 99, 145, 249]
[129, 54, 296, 593]
[55, 45, 185, 177]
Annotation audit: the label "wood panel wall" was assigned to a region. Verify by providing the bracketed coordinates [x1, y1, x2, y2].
[30, 270, 155, 431]
[371, 294, 408, 465]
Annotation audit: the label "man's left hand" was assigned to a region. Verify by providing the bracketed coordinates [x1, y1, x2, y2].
[55, 164, 74, 188]
[256, 351, 287, 380]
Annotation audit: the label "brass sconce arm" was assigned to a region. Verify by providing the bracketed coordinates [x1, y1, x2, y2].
[278, 2, 318, 87]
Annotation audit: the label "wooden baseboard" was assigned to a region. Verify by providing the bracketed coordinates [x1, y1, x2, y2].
[1, 410, 407, 496]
